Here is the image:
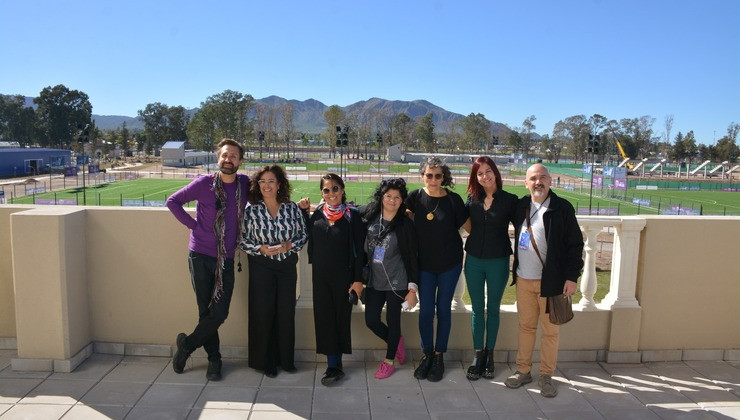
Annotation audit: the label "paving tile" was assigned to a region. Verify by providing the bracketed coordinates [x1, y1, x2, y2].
[706, 404, 740, 419]
[531, 377, 596, 413]
[101, 360, 166, 383]
[79, 380, 151, 406]
[253, 386, 313, 412]
[367, 410, 431, 420]
[259, 362, 316, 388]
[123, 406, 191, 419]
[430, 412, 490, 420]
[368, 387, 427, 413]
[538, 409, 606, 420]
[682, 361, 740, 388]
[488, 413, 548, 420]
[0, 403, 71, 419]
[312, 386, 369, 414]
[0, 378, 44, 403]
[193, 385, 256, 410]
[0, 404, 12, 416]
[61, 404, 131, 419]
[578, 384, 647, 412]
[473, 381, 541, 415]
[186, 408, 250, 419]
[648, 404, 720, 420]
[423, 387, 485, 413]
[0, 367, 51, 380]
[609, 367, 697, 406]
[135, 383, 204, 408]
[156, 358, 209, 385]
[209, 359, 263, 387]
[312, 414, 371, 420]
[49, 354, 122, 382]
[249, 410, 310, 419]
[598, 407, 663, 419]
[18, 378, 96, 405]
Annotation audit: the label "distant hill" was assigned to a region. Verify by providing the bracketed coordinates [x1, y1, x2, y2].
[9, 94, 511, 137]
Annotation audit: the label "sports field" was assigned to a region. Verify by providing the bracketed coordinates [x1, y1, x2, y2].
[9, 176, 740, 215]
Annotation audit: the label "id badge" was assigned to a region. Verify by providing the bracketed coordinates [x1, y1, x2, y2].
[518, 232, 531, 250]
[373, 246, 385, 263]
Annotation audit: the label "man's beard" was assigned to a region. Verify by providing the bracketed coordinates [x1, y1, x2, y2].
[219, 163, 237, 175]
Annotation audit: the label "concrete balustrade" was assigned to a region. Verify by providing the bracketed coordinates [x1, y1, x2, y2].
[0, 205, 738, 372]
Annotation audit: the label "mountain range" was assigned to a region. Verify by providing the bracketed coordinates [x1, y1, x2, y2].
[16, 95, 512, 137]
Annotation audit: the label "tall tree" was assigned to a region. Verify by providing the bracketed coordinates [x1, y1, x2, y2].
[521, 115, 537, 160]
[187, 90, 254, 150]
[137, 102, 189, 153]
[460, 113, 491, 153]
[415, 112, 436, 152]
[714, 122, 739, 163]
[0, 94, 39, 146]
[391, 113, 414, 152]
[34, 84, 92, 147]
[323, 105, 345, 156]
[280, 103, 295, 158]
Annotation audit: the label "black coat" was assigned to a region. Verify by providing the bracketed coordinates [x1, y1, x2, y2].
[511, 190, 584, 297]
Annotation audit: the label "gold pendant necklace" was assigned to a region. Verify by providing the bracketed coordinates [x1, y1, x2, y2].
[425, 194, 441, 221]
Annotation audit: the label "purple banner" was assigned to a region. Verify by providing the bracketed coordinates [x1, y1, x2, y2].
[64, 167, 78, 177]
[613, 178, 627, 191]
[721, 188, 740, 192]
[35, 198, 78, 205]
[592, 175, 603, 187]
[577, 207, 619, 215]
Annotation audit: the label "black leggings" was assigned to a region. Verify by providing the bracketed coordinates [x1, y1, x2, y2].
[364, 287, 406, 360]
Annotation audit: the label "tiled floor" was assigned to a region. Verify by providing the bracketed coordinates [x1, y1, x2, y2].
[0, 350, 738, 419]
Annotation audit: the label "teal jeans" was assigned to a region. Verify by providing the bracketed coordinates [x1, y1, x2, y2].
[464, 255, 509, 349]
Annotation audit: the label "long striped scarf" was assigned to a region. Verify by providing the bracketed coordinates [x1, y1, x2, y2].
[211, 172, 243, 306]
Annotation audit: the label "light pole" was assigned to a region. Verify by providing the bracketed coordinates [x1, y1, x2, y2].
[587, 134, 600, 215]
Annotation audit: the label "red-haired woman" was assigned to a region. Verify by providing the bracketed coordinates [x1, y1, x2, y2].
[462, 156, 517, 380]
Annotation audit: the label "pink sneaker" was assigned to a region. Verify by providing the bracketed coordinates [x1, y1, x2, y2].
[375, 361, 396, 379]
[396, 336, 406, 365]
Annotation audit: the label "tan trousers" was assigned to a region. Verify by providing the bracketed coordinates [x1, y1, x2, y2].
[515, 278, 559, 376]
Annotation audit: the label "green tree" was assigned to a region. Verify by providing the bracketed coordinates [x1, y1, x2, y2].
[392, 113, 414, 152]
[188, 90, 254, 150]
[715, 122, 739, 163]
[138, 103, 190, 153]
[521, 115, 536, 159]
[34, 84, 92, 147]
[323, 105, 345, 156]
[414, 113, 435, 152]
[460, 113, 491, 153]
[0, 94, 39, 146]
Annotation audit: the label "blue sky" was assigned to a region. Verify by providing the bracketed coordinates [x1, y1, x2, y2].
[1, 0, 738, 144]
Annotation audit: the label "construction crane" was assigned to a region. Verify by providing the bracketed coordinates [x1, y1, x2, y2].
[615, 140, 635, 169]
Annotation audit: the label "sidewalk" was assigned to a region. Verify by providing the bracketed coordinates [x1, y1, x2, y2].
[1, 349, 739, 419]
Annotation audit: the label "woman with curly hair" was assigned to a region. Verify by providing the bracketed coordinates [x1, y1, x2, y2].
[240, 165, 307, 378]
[405, 157, 468, 382]
[298, 173, 366, 386]
[362, 178, 418, 379]
[462, 156, 517, 380]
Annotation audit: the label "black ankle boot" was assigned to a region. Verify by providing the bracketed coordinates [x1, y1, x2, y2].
[466, 349, 486, 380]
[414, 352, 434, 380]
[482, 348, 495, 379]
[206, 359, 222, 381]
[427, 352, 445, 382]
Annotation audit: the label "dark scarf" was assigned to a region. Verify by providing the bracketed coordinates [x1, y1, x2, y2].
[211, 171, 243, 305]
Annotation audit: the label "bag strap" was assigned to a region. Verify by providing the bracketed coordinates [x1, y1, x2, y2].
[526, 203, 545, 267]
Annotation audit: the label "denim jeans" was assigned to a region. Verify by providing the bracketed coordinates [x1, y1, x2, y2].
[418, 263, 462, 353]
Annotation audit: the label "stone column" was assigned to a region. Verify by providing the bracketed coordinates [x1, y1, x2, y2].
[601, 217, 646, 309]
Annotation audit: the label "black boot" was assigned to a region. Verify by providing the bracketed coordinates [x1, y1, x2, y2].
[482, 348, 495, 379]
[414, 352, 434, 380]
[172, 333, 191, 374]
[427, 352, 445, 382]
[206, 359, 222, 381]
[466, 348, 487, 380]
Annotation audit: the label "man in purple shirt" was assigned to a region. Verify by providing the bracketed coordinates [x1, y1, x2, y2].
[166, 138, 249, 381]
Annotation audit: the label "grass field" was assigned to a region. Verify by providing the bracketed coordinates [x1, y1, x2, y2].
[8, 176, 740, 215]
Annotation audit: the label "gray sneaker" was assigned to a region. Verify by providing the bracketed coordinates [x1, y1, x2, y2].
[504, 371, 532, 388]
[538, 375, 558, 398]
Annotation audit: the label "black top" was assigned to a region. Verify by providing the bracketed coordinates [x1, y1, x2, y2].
[304, 205, 366, 285]
[405, 188, 468, 273]
[465, 188, 518, 259]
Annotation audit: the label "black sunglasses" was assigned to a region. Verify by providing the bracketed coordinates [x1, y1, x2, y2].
[424, 173, 443, 180]
[322, 185, 341, 194]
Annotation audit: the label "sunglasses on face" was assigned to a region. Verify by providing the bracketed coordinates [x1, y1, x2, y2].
[322, 185, 341, 194]
[424, 173, 443, 180]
